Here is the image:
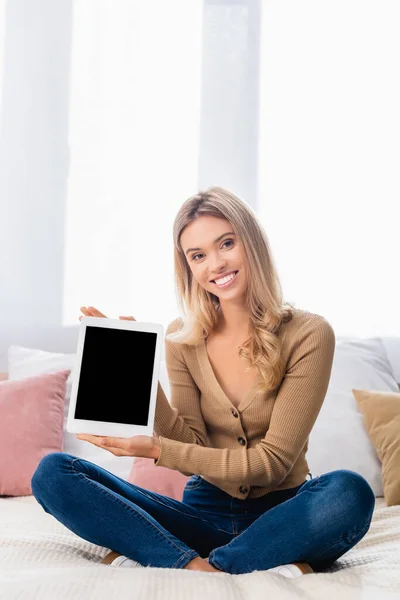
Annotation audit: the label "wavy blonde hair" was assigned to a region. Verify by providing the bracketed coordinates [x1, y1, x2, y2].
[166, 186, 295, 393]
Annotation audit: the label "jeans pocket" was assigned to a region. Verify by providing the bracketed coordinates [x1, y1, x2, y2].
[185, 475, 204, 490]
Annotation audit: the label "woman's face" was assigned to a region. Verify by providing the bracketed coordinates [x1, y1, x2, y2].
[180, 215, 248, 299]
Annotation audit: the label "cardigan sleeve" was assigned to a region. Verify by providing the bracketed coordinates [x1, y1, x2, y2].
[153, 322, 208, 450]
[154, 317, 336, 489]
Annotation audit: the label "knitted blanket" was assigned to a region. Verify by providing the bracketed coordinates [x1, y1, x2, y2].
[1, 496, 399, 600]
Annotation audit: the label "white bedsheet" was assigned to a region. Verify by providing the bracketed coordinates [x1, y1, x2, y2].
[0, 495, 399, 600]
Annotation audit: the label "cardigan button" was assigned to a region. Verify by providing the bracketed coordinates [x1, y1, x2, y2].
[231, 409, 239, 418]
[238, 436, 246, 446]
[239, 485, 248, 494]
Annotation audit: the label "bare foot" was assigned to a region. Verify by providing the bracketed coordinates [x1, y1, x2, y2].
[183, 556, 223, 573]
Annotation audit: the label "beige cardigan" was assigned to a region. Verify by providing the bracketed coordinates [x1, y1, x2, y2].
[153, 308, 335, 499]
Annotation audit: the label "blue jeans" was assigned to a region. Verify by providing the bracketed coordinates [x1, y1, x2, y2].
[31, 453, 375, 575]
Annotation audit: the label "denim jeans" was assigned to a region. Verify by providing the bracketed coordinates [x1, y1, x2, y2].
[31, 452, 375, 575]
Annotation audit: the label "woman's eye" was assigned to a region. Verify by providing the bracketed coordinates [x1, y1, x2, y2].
[191, 239, 234, 261]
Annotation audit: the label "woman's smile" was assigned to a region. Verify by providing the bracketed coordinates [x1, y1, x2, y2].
[211, 270, 239, 288]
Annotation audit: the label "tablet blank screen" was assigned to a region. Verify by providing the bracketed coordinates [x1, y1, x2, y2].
[74, 326, 157, 426]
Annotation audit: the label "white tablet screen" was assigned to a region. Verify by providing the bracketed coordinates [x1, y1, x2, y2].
[73, 325, 157, 426]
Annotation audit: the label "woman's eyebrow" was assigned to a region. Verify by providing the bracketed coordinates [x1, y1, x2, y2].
[185, 232, 235, 256]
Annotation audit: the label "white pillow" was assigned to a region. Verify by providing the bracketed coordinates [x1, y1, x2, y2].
[7, 345, 170, 481]
[307, 337, 399, 497]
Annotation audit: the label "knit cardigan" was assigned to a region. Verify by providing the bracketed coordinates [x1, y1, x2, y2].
[153, 308, 335, 499]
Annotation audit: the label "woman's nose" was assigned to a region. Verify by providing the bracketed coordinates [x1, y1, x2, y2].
[210, 265, 228, 277]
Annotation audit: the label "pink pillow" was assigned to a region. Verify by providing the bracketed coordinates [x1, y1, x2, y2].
[128, 457, 190, 500]
[0, 369, 70, 496]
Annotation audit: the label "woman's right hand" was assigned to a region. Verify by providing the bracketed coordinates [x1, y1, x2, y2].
[79, 306, 136, 322]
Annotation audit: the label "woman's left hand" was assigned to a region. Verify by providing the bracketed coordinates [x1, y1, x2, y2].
[76, 433, 161, 460]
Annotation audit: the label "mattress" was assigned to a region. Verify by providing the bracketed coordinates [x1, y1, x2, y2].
[0, 495, 399, 600]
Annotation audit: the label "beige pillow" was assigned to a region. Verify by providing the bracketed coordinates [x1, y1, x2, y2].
[353, 388, 400, 506]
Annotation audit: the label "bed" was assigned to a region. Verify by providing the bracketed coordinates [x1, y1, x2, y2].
[1, 324, 400, 599]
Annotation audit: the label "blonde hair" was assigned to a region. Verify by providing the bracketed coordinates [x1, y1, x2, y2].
[166, 185, 295, 393]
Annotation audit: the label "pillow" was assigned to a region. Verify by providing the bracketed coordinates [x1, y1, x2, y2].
[307, 337, 399, 497]
[0, 370, 70, 496]
[7, 345, 171, 482]
[352, 388, 400, 506]
[128, 458, 189, 500]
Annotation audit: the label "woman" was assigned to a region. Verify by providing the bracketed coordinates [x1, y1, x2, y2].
[31, 186, 375, 576]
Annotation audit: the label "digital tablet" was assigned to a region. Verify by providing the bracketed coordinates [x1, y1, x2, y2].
[66, 316, 163, 437]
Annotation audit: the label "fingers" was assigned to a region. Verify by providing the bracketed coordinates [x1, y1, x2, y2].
[79, 306, 92, 321]
[79, 306, 108, 321]
[87, 306, 107, 318]
[78, 307, 135, 322]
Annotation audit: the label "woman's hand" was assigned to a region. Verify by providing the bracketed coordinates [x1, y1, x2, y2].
[76, 433, 161, 460]
[79, 306, 136, 322]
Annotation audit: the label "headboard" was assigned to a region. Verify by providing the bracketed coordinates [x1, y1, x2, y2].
[0, 325, 81, 372]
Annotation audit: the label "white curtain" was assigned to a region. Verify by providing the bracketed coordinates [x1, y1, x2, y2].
[65, 0, 400, 336]
[258, 1, 400, 336]
[64, 0, 203, 329]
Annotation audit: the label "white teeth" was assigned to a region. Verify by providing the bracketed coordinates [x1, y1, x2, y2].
[214, 272, 237, 285]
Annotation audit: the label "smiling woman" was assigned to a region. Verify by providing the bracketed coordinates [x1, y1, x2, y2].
[168, 186, 296, 396]
[30, 185, 374, 579]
